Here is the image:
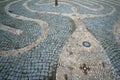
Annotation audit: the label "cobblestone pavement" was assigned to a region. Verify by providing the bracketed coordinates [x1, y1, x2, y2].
[0, 0, 120, 80]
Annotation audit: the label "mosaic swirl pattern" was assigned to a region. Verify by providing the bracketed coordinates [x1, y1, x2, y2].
[0, 0, 120, 80]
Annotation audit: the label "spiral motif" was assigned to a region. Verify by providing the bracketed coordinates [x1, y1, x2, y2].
[0, 0, 120, 79]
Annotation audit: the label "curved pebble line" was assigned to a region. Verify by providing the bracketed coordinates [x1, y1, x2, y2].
[62, 0, 104, 11]
[0, 0, 49, 56]
[0, 0, 9, 3]
[66, 0, 116, 18]
[80, 1, 104, 11]
[0, 23, 23, 35]
[35, 1, 104, 11]
[101, 0, 120, 7]
[32, 0, 116, 19]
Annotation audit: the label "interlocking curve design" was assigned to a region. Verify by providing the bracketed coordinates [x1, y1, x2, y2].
[0, 0, 120, 80]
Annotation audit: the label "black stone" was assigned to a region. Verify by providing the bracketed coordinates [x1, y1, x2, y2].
[102, 62, 105, 68]
[8, 10, 12, 13]
[69, 52, 73, 55]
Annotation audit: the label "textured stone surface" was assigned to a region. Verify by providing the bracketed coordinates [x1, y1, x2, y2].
[0, 0, 120, 80]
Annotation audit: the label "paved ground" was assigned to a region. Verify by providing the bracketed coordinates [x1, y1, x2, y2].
[0, 0, 120, 80]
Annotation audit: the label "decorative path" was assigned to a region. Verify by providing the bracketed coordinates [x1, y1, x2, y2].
[0, 0, 120, 80]
[0, 23, 23, 35]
